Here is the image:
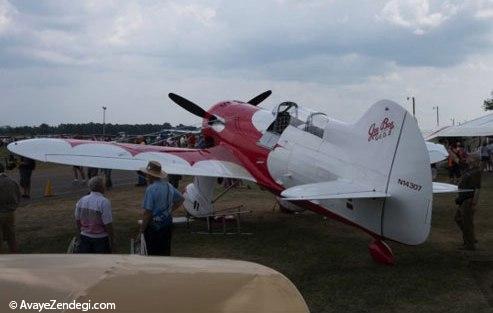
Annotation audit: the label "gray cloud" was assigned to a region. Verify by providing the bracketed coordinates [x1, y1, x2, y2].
[0, 0, 492, 129]
[2, 1, 492, 71]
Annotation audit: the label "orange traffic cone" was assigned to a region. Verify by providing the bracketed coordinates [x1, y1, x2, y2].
[44, 179, 54, 197]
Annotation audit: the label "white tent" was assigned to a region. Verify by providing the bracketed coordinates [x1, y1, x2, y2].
[426, 113, 493, 140]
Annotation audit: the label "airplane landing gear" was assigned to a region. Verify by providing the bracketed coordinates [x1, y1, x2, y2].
[368, 240, 395, 265]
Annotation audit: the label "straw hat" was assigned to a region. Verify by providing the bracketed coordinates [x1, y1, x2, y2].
[140, 161, 167, 179]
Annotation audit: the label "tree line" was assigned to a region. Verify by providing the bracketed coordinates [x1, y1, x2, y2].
[484, 91, 493, 111]
[0, 122, 198, 136]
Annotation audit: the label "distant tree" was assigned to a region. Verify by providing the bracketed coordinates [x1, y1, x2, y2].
[38, 123, 51, 134]
[484, 90, 493, 111]
[484, 99, 493, 111]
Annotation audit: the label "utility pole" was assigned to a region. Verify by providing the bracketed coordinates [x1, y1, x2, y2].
[433, 106, 439, 127]
[102, 106, 107, 136]
[407, 96, 416, 118]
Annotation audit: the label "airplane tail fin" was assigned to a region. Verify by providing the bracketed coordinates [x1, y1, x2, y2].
[320, 100, 433, 245]
[355, 100, 433, 245]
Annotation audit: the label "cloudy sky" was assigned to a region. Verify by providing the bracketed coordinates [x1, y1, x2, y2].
[0, 0, 492, 130]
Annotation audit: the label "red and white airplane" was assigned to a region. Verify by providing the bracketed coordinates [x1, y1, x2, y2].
[8, 91, 454, 265]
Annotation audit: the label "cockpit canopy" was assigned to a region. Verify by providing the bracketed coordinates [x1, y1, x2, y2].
[268, 102, 329, 138]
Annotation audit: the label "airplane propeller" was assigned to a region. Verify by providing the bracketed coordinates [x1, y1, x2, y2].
[168, 90, 272, 121]
[247, 90, 272, 106]
[168, 93, 208, 119]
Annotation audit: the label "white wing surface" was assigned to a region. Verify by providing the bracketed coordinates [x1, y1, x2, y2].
[8, 138, 255, 181]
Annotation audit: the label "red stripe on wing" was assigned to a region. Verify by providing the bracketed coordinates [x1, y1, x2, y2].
[64, 139, 241, 166]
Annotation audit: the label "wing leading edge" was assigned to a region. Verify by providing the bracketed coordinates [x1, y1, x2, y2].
[7, 138, 256, 182]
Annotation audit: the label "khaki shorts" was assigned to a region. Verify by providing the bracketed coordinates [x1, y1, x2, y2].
[0, 211, 15, 244]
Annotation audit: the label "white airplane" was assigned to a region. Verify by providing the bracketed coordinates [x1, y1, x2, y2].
[8, 91, 456, 265]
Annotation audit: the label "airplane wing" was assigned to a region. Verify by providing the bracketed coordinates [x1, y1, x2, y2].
[7, 138, 256, 182]
[280, 180, 390, 200]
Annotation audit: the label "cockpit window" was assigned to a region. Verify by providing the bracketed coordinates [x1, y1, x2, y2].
[267, 102, 329, 138]
[267, 102, 298, 134]
[304, 112, 327, 138]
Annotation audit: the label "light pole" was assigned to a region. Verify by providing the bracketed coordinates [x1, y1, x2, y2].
[102, 106, 107, 136]
[406, 96, 416, 117]
[433, 106, 439, 127]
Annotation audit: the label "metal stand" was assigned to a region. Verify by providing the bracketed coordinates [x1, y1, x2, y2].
[189, 205, 252, 235]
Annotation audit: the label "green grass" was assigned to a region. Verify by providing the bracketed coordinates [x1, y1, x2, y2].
[11, 170, 493, 313]
[0, 146, 8, 158]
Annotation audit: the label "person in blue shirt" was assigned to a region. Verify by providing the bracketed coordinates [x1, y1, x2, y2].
[139, 161, 184, 256]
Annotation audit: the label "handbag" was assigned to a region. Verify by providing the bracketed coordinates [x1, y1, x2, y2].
[130, 233, 148, 256]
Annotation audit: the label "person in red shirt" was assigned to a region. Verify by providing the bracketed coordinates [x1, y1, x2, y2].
[455, 142, 469, 170]
[448, 143, 460, 184]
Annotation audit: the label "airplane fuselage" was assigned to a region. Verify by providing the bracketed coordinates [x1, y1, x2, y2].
[199, 99, 433, 255]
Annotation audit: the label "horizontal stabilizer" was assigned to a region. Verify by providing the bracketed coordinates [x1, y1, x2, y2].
[432, 182, 473, 193]
[280, 180, 390, 200]
[432, 182, 458, 193]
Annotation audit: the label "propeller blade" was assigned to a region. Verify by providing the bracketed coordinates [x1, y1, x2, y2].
[168, 93, 207, 118]
[247, 90, 272, 106]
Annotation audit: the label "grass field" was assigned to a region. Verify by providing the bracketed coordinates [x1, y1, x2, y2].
[0, 146, 8, 158]
[8, 168, 493, 313]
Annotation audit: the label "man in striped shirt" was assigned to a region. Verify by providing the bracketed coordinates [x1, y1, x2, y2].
[75, 176, 114, 253]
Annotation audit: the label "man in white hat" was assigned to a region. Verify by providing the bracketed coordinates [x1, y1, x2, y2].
[140, 161, 184, 256]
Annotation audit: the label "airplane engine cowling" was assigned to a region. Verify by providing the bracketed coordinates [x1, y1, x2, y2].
[183, 177, 216, 218]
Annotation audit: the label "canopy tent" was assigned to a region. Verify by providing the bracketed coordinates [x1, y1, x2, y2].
[0, 254, 309, 313]
[426, 113, 493, 140]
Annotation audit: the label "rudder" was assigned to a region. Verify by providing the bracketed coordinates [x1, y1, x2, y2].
[353, 100, 433, 245]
